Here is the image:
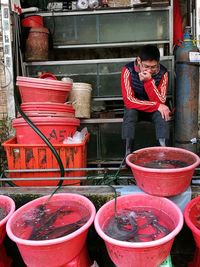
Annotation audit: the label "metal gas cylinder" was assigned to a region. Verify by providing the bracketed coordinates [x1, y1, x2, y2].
[175, 26, 199, 153]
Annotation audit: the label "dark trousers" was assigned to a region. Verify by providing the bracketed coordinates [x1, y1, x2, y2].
[122, 108, 170, 140]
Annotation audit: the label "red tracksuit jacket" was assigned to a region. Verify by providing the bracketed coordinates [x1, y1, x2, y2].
[121, 61, 168, 113]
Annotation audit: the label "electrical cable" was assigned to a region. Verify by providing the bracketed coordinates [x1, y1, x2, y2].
[0, 171, 16, 187]
[0, 60, 13, 89]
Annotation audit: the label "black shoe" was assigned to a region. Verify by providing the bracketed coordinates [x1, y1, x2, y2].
[121, 139, 134, 168]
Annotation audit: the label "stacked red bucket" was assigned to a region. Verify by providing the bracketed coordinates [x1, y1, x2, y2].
[13, 76, 80, 144]
[3, 75, 89, 186]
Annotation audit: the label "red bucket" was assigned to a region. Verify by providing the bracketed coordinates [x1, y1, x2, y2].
[0, 245, 12, 267]
[94, 193, 183, 267]
[39, 72, 57, 80]
[6, 194, 96, 267]
[184, 196, 200, 248]
[19, 102, 75, 118]
[12, 117, 80, 144]
[21, 15, 44, 28]
[0, 195, 15, 245]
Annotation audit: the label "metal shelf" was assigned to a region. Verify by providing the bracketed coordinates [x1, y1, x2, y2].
[92, 93, 173, 101]
[26, 6, 171, 17]
[24, 56, 174, 102]
[53, 40, 170, 49]
[23, 6, 174, 163]
[92, 97, 123, 101]
[81, 118, 123, 124]
[37, 6, 173, 53]
[24, 56, 174, 66]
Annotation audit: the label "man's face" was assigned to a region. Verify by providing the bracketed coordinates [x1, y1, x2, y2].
[138, 58, 159, 75]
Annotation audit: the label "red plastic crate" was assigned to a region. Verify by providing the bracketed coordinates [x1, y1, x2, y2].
[2, 134, 89, 187]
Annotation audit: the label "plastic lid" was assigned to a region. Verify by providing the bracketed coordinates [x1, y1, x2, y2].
[17, 76, 72, 89]
[20, 102, 75, 113]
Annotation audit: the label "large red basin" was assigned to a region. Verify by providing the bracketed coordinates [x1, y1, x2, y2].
[17, 76, 72, 103]
[184, 196, 200, 249]
[126, 147, 200, 197]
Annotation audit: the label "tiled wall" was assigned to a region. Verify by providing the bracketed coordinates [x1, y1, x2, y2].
[0, 9, 8, 119]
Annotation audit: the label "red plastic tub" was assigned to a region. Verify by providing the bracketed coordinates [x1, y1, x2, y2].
[6, 193, 96, 267]
[19, 102, 75, 118]
[21, 15, 44, 28]
[0, 244, 12, 267]
[184, 195, 200, 248]
[12, 117, 80, 144]
[126, 147, 200, 197]
[94, 193, 183, 267]
[16, 76, 72, 103]
[2, 134, 89, 186]
[0, 195, 15, 245]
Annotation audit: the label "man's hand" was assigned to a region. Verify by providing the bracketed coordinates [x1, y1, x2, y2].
[158, 104, 171, 121]
[139, 71, 152, 82]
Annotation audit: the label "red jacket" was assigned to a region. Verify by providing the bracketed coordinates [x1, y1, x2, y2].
[121, 62, 168, 112]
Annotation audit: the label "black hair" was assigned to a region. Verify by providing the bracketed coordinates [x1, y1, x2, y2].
[139, 45, 160, 62]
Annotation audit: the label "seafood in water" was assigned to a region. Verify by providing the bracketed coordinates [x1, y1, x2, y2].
[29, 217, 88, 240]
[141, 159, 188, 169]
[24, 204, 89, 241]
[104, 209, 171, 242]
[104, 211, 138, 241]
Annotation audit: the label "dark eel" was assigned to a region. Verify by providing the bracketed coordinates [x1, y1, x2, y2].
[104, 209, 171, 242]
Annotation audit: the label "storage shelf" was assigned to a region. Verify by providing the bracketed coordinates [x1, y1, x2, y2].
[39, 7, 172, 51]
[24, 56, 174, 101]
[28, 6, 171, 17]
[23, 5, 174, 162]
